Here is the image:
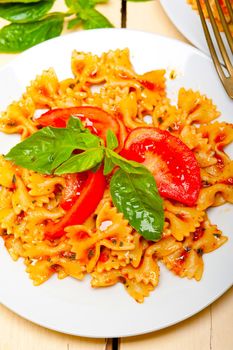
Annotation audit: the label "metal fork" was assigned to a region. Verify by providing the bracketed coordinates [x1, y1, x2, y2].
[196, 0, 233, 98]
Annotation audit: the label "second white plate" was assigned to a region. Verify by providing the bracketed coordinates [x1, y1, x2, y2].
[160, 0, 232, 63]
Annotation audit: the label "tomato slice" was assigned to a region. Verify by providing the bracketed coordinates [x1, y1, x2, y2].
[45, 168, 106, 240]
[122, 127, 201, 206]
[36, 106, 119, 140]
[60, 173, 88, 211]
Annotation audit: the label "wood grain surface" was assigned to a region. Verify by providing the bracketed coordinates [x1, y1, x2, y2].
[0, 1, 232, 349]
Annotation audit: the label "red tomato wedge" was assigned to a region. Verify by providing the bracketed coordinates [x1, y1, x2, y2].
[45, 168, 106, 240]
[37, 106, 119, 140]
[121, 127, 201, 206]
[60, 173, 88, 211]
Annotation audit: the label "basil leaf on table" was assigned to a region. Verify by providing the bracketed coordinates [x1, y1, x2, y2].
[0, 1, 54, 23]
[55, 148, 104, 175]
[65, 0, 96, 10]
[0, 1, 42, 3]
[68, 8, 113, 30]
[93, 0, 109, 3]
[106, 129, 118, 150]
[78, 0, 109, 7]
[73, 0, 93, 9]
[65, 0, 80, 10]
[81, 8, 113, 29]
[5, 126, 101, 174]
[67, 16, 82, 30]
[0, 13, 64, 53]
[110, 168, 164, 241]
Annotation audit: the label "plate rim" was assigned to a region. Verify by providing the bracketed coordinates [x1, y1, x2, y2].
[160, 0, 215, 58]
[0, 28, 232, 338]
[0, 28, 211, 75]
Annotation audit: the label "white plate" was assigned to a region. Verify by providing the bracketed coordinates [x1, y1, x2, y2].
[0, 29, 232, 338]
[160, 0, 232, 62]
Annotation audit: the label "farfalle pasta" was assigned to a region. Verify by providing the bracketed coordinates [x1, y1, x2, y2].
[187, 0, 233, 35]
[0, 48, 232, 303]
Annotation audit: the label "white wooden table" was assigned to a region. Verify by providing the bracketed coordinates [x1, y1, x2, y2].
[0, 1, 232, 349]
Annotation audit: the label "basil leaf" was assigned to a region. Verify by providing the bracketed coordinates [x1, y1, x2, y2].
[91, 161, 102, 173]
[105, 149, 145, 174]
[64, 0, 72, 7]
[81, 8, 113, 29]
[65, 1, 113, 29]
[67, 115, 88, 132]
[65, 0, 95, 10]
[54, 148, 104, 175]
[77, 0, 94, 9]
[5, 126, 101, 174]
[76, 133, 102, 149]
[103, 154, 115, 175]
[0, 1, 54, 23]
[67, 16, 82, 29]
[64, 0, 73, 7]
[110, 169, 164, 241]
[65, 0, 78, 10]
[93, 0, 109, 3]
[0, 13, 64, 53]
[65, 0, 110, 12]
[0, 1, 42, 3]
[106, 129, 118, 150]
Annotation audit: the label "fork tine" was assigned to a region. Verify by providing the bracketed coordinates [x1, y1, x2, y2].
[205, 0, 233, 75]
[215, 0, 233, 54]
[196, 0, 226, 83]
[225, 0, 233, 23]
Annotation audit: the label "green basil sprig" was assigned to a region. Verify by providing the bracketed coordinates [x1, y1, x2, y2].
[104, 149, 147, 175]
[0, 0, 114, 53]
[106, 129, 118, 150]
[0, 13, 64, 53]
[0, 1, 42, 3]
[65, 0, 113, 30]
[6, 117, 101, 173]
[110, 169, 164, 241]
[5, 116, 164, 241]
[80, 8, 113, 30]
[65, 0, 109, 11]
[0, 1, 55, 23]
[0, 0, 152, 53]
[55, 148, 105, 175]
